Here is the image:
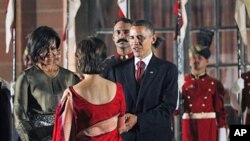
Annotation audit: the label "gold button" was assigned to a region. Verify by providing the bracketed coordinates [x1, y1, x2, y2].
[189, 104, 192, 107]
[202, 79, 205, 81]
[211, 82, 214, 85]
[202, 104, 205, 107]
[208, 89, 211, 92]
[187, 96, 191, 99]
[204, 96, 207, 99]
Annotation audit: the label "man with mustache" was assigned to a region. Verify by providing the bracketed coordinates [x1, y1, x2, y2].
[179, 28, 228, 141]
[101, 18, 133, 78]
[107, 20, 178, 141]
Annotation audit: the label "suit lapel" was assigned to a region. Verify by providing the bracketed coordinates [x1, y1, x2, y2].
[123, 60, 137, 102]
[137, 56, 158, 101]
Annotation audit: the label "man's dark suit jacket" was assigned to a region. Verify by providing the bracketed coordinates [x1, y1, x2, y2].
[107, 55, 178, 141]
[0, 82, 12, 141]
[101, 55, 123, 79]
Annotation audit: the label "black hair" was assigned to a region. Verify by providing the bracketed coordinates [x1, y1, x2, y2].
[114, 18, 132, 25]
[132, 20, 164, 48]
[28, 26, 60, 63]
[76, 37, 107, 74]
[131, 20, 155, 35]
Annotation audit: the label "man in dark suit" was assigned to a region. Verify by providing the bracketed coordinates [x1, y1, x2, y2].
[0, 78, 12, 141]
[107, 20, 178, 141]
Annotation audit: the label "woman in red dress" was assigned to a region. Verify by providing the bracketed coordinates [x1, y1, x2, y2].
[53, 37, 126, 141]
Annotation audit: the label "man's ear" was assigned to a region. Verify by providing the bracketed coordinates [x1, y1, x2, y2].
[152, 34, 157, 44]
[206, 59, 209, 64]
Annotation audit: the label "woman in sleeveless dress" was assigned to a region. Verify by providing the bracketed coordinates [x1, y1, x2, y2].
[53, 37, 126, 141]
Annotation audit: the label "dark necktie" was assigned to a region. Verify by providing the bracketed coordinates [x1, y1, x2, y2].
[135, 61, 145, 82]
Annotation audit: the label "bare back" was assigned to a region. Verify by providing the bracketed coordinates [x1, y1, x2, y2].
[72, 75, 117, 105]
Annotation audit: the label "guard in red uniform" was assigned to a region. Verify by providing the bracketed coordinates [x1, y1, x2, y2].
[180, 28, 228, 141]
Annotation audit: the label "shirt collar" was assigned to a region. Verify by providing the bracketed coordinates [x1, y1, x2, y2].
[134, 52, 153, 70]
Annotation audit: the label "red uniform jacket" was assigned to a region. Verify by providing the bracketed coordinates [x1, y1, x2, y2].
[181, 73, 227, 141]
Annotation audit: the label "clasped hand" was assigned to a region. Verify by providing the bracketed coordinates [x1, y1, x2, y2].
[124, 113, 137, 132]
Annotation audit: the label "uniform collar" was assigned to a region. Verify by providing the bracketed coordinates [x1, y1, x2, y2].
[114, 52, 134, 60]
[191, 72, 207, 79]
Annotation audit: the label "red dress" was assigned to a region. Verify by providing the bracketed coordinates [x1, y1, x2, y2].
[53, 83, 126, 141]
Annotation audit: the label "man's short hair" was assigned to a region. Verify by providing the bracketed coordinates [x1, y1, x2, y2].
[114, 18, 132, 25]
[131, 20, 155, 35]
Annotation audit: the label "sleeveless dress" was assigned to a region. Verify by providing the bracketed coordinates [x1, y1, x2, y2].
[53, 83, 126, 141]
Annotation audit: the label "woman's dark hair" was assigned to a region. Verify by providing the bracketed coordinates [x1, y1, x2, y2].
[76, 37, 107, 74]
[28, 26, 60, 63]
